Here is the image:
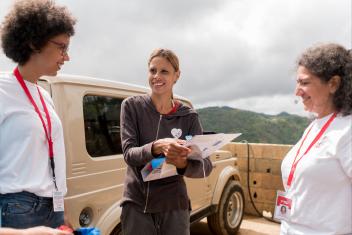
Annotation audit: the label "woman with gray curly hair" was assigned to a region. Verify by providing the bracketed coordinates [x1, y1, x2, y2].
[0, 0, 76, 229]
[279, 43, 352, 235]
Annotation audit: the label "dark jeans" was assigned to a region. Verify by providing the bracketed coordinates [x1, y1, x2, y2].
[0, 191, 64, 228]
[121, 203, 190, 235]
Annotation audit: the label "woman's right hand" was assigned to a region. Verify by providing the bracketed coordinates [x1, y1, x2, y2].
[23, 226, 73, 235]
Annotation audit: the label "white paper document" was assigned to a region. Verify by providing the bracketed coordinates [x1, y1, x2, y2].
[141, 160, 177, 182]
[185, 133, 241, 160]
[141, 133, 241, 182]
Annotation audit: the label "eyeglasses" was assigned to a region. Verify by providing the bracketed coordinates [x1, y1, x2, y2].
[49, 40, 69, 56]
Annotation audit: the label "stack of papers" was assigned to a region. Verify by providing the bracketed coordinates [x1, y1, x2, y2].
[141, 133, 241, 182]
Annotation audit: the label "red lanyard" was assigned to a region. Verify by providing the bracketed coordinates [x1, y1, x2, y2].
[167, 100, 179, 115]
[14, 67, 58, 190]
[286, 112, 337, 187]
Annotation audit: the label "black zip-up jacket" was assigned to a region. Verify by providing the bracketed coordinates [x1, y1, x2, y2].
[120, 94, 213, 213]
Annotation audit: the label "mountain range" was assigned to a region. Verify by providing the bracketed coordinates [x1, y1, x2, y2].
[197, 106, 310, 145]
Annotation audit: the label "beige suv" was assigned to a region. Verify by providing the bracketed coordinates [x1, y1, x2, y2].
[38, 74, 244, 235]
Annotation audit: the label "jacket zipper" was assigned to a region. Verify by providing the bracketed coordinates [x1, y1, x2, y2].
[144, 114, 163, 213]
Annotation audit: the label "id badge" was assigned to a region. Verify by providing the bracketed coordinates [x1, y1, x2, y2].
[274, 190, 292, 221]
[53, 191, 65, 212]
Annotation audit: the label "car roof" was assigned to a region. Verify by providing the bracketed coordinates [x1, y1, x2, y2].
[0, 71, 191, 104]
[39, 74, 190, 103]
[41, 73, 149, 92]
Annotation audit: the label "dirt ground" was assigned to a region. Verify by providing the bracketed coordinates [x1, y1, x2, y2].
[190, 215, 281, 235]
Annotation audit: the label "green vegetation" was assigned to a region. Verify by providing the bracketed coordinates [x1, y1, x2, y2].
[197, 106, 310, 145]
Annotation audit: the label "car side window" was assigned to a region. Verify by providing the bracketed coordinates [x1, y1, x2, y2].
[83, 95, 123, 157]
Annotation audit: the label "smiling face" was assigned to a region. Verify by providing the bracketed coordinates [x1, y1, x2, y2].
[31, 33, 71, 76]
[295, 66, 337, 118]
[148, 56, 180, 97]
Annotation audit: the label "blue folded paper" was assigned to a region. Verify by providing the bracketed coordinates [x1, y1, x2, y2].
[74, 227, 101, 235]
[151, 157, 165, 169]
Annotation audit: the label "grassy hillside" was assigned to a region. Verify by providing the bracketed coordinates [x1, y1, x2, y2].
[197, 106, 309, 145]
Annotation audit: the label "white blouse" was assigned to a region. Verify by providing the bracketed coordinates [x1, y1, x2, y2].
[281, 113, 352, 235]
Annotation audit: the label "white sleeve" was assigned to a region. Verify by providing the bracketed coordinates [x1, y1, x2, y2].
[0, 91, 4, 124]
[337, 125, 352, 181]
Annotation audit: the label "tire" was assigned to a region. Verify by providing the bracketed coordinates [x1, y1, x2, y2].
[207, 180, 244, 235]
[110, 224, 122, 235]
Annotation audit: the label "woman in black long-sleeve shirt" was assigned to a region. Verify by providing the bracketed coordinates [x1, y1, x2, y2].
[120, 48, 213, 235]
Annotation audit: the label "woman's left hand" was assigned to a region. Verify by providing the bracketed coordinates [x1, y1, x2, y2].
[164, 141, 191, 169]
[152, 138, 191, 168]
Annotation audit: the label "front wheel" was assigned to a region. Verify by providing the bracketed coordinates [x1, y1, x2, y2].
[207, 180, 244, 235]
[110, 224, 122, 235]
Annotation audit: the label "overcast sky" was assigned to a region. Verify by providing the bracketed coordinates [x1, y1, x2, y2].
[0, 0, 351, 116]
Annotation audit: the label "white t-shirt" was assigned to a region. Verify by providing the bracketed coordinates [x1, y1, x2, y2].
[281, 113, 352, 235]
[0, 73, 67, 197]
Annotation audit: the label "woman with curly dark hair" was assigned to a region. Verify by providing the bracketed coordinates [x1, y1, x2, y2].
[0, 0, 76, 229]
[278, 43, 352, 235]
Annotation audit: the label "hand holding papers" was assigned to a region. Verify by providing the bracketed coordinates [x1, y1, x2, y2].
[141, 157, 178, 182]
[141, 133, 241, 182]
[141, 138, 189, 182]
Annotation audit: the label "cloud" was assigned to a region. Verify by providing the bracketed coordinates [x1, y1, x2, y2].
[0, 0, 350, 115]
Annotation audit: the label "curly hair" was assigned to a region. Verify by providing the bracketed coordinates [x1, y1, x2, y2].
[148, 48, 180, 72]
[297, 43, 352, 116]
[1, 0, 76, 65]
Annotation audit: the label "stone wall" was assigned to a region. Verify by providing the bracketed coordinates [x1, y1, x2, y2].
[222, 142, 292, 216]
